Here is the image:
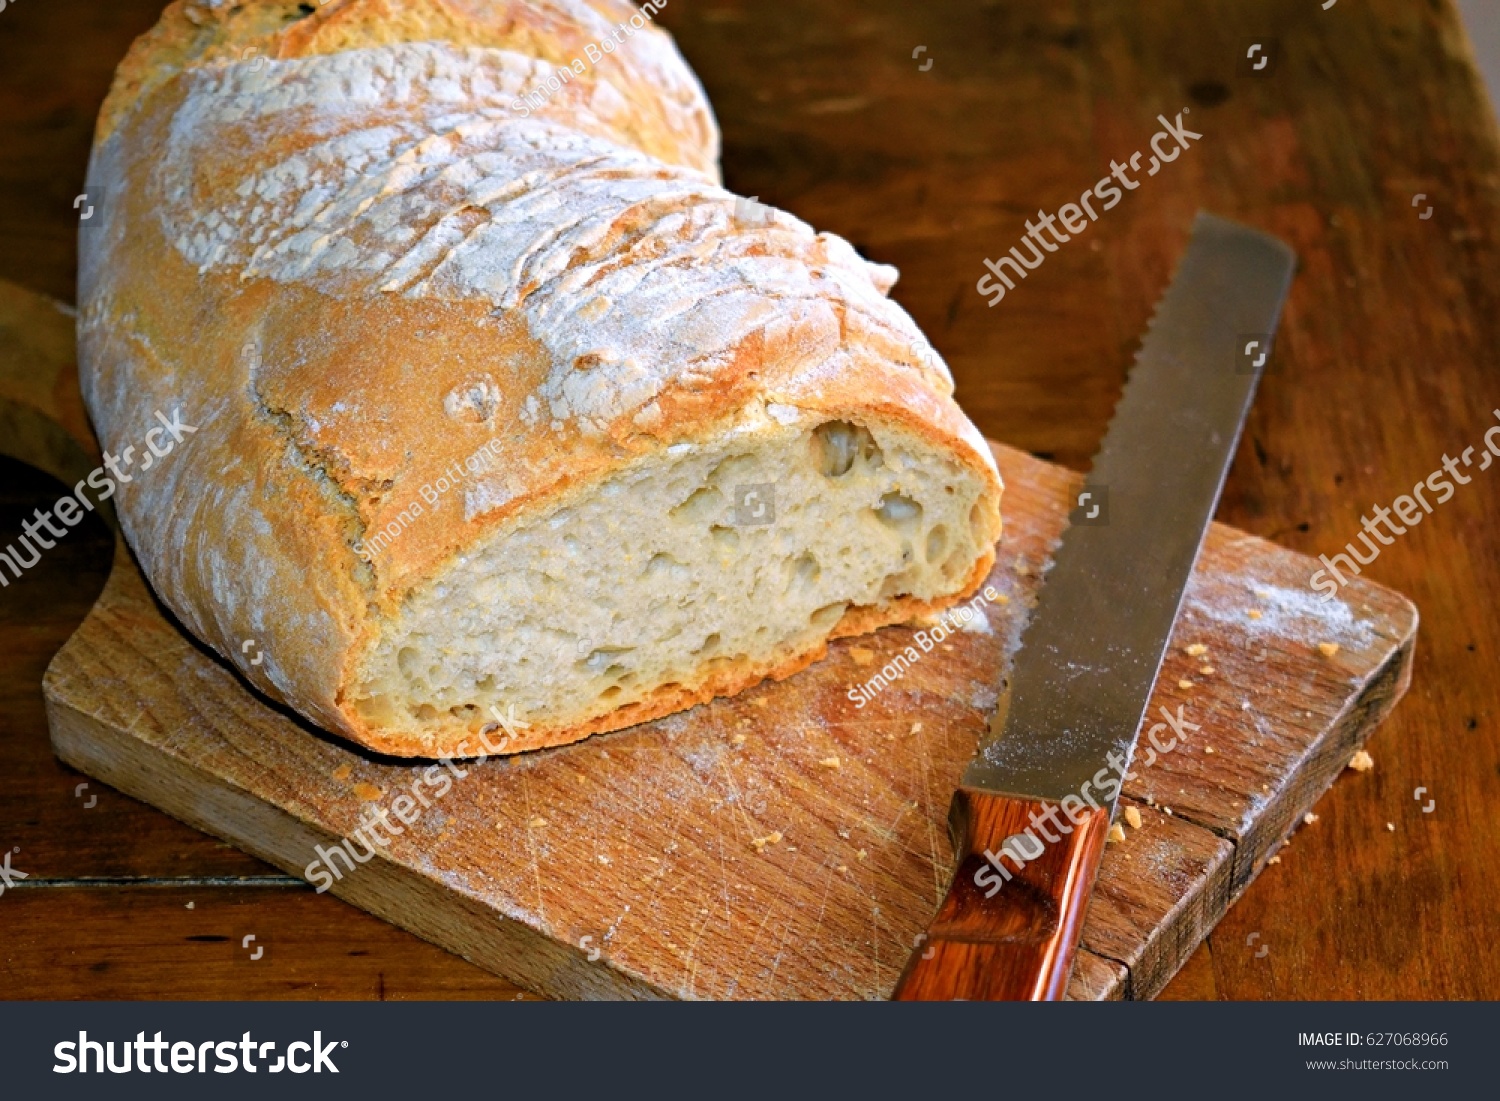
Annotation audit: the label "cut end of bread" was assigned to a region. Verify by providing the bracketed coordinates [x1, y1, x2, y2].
[349, 415, 999, 754]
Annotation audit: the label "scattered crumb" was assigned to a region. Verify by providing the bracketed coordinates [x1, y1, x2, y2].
[1318, 641, 1341, 658]
[353, 782, 384, 801]
[1267, 855, 1282, 865]
[1199, 665, 1215, 676]
[1386, 822, 1395, 832]
[849, 647, 876, 666]
[1303, 812, 1318, 825]
[331, 764, 352, 782]
[1204, 745, 1216, 754]
[751, 831, 783, 852]
[1107, 824, 1127, 843]
[1348, 749, 1375, 772]
[786, 846, 798, 852]
[837, 864, 849, 873]
[994, 593, 1010, 605]
[942, 644, 954, 652]
[837, 829, 851, 840]
[1185, 643, 1208, 658]
[750, 697, 768, 708]
[819, 757, 841, 769]
[731, 733, 747, 746]
[856, 848, 868, 860]
[529, 817, 548, 829]
[597, 854, 611, 865]
[1248, 608, 1263, 619]
[1145, 794, 1157, 807]
[1163, 807, 1174, 816]
[646, 856, 660, 863]
[1124, 806, 1143, 830]
[1254, 588, 1272, 600]
[910, 722, 923, 735]
[1178, 679, 1195, 690]
[185, 901, 194, 909]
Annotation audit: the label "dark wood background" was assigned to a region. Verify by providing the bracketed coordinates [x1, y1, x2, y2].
[2, 0, 1497, 999]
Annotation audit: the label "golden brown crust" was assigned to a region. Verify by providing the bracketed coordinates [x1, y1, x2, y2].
[80, 0, 1003, 758]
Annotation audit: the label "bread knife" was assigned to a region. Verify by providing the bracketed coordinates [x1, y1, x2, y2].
[892, 213, 1296, 1000]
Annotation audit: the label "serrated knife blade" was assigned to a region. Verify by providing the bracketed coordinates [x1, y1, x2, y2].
[893, 212, 1296, 1001]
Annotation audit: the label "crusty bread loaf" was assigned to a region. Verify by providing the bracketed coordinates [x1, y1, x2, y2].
[78, 0, 1002, 758]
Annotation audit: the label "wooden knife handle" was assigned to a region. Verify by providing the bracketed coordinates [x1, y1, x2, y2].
[891, 786, 1111, 1000]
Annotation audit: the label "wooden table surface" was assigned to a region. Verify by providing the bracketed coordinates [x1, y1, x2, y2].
[2, 0, 1497, 1000]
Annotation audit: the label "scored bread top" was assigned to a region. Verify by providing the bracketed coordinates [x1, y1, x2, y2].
[79, 0, 1001, 753]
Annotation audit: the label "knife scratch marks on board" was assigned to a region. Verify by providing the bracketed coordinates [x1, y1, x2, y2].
[913, 721, 944, 903]
[519, 771, 549, 929]
[717, 757, 761, 845]
[730, 878, 780, 997]
[764, 905, 797, 997]
[804, 861, 838, 971]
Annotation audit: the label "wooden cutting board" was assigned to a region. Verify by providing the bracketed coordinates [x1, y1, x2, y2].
[2, 280, 1418, 1000]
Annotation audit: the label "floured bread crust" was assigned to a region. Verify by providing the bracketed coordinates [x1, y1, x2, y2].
[78, 0, 1002, 757]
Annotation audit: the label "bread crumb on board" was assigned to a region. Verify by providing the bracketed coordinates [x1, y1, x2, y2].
[1204, 745, 1216, 754]
[1303, 812, 1318, 825]
[1199, 665, 1215, 676]
[1267, 855, 1282, 865]
[1247, 608, 1263, 620]
[1387, 822, 1396, 832]
[1123, 806, 1143, 830]
[731, 733, 747, 746]
[1178, 679, 1195, 690]
[331, 764, 352, 782]
[1318, 641, 1341, 658]
[1107, 824, 1127, 843]
[1348, 749, 1375, 772]
[751, 831, 783, 852]
[353, 782, 384, 801]
[529, 817, 548, 829]
[819, 757, 841, 769]
[750, 696, 768, 708]
[849, 647, 876, 666]
[1185, 643, 1208, 658]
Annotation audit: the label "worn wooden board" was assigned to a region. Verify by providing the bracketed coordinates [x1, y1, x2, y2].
[38, 435, 1417, 1001]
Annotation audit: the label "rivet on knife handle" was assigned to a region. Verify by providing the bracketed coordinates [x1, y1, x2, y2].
[892, 213, 1297, 1001]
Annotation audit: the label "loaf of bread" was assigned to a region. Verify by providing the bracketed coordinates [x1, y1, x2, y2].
[79, 0, 1003, 758]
